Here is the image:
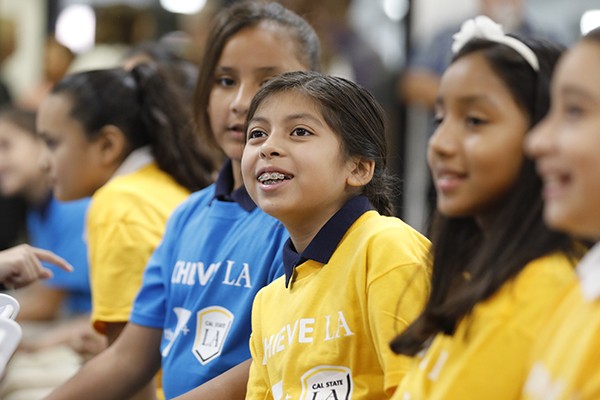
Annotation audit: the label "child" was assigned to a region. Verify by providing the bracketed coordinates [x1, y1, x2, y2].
[389, 16, 582, 400]
[0, 106, 91, 322]
[243, 71, 431, 399]
[0, 107, 100, 399]
[45, 2, 320, 399]
[37, 63, 214, 398]
[521, 27, 600, 400]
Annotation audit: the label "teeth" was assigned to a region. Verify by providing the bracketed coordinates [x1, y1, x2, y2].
[258, 172, 286, 183]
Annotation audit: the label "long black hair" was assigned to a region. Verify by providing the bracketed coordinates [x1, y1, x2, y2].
[391, 35, 580, 356]
[50, 64, 214, 192]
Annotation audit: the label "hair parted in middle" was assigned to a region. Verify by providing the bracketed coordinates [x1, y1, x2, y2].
[193, 1, 321, 155]
[391, 34, 582, 356]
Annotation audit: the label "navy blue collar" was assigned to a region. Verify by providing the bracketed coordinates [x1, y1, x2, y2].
[283, 195, 374, 287]
[213, 159, 256, 212]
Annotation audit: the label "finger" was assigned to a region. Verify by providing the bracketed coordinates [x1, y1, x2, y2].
[31, 248, 74, 272]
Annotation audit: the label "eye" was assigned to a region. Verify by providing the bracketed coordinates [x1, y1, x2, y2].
[291, 127, 312, 137]
[465, 116, 487, 129]
[433, 115, 444, 127]
[247, 129, 267, 140]
[215, 76, 235, 87]
[564, 103, 584, 120]
[42, 137, 59, 150]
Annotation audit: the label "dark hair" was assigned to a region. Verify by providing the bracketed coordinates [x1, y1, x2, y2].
[391, 35, 579, 355]
[583, 26, 600, 43]
[193, 1, 320, 154]
[247, 71, 397, 216]
[50, 64, 214, 192]
[0, 106, 36, 135]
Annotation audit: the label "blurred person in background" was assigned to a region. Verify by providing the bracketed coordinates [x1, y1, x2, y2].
[0, 106, 104, 400]
[18, 37, 74, 111]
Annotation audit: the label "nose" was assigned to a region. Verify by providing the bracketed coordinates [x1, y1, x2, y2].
[428, 120, 457, 158]
[230, 84, 254, 116]
[525, 116, 555, 160]
[259, 134, 284, 159]
[38, 145, 51, 172]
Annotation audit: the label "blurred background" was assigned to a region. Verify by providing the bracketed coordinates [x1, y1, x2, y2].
[1, 0, 599, 232]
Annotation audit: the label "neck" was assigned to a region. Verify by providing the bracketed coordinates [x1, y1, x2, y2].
[231, 159, 244, 190]
[23, 176, 52, 207]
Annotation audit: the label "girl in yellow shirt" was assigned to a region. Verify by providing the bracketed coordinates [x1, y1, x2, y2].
[390, 16, 583, 400]
[521, 26, 600, 400]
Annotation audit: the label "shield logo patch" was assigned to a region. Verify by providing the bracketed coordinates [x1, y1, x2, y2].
[300, 365, 353, 400]
[193, 306, 234, 365]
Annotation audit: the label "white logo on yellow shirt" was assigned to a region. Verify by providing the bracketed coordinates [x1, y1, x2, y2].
[300, 365, 352, 400]
[523, 362, 567, 400]
[193, 306, 234, 365]
[262, 311, 354, 364]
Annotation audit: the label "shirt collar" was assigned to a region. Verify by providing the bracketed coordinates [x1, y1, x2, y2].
[213, 159, 256, 212]
[283, 195, 374, 287]
[111, 145, 154, 179]
[577, 242, 600, 301]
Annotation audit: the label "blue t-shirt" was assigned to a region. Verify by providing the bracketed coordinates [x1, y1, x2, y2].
[27, 196, 91, 315]
[130, 162, 287, 398]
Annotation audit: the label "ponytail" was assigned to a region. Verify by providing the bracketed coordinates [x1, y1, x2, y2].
[130, 64, 214, 191]
[51, 66, 215, 192]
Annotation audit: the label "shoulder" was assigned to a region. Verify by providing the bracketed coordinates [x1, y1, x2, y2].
[354, 212, 430, 252]
[514, 253, 577, 294]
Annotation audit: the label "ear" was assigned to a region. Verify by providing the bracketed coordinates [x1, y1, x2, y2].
[94, 125, 127, 167]
[346, 157, 375, 188]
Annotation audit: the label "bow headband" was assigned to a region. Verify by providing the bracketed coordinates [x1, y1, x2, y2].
[451, 15, 540, 71]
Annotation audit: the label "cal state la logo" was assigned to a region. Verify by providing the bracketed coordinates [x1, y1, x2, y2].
[300, 365, 352, 400]
[192, 306, 234, 365]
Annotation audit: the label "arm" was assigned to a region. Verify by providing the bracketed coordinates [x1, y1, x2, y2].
[14, 281, 66, 320]
[20, 314, 107, 360]
[44, 322, 162, 400]
[0, 244, 72, 289]
[244, 294, 271, 400]
[173, 359, 251, 400]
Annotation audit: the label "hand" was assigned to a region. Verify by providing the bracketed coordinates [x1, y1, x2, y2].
[0, 244, 73, 289]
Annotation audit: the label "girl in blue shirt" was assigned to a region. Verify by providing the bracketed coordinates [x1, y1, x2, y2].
[45, 2, 320, 400]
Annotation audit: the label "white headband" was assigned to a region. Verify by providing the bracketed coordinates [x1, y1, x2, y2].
[451, 15, 540, 72]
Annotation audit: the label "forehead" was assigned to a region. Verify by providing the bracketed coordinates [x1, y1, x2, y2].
[37, 93, 80, 136]
[218, 23, 306, 71]
[553, 41, 600, 94]
[439, 52, 515, 105]
[254, 91, 322, 119]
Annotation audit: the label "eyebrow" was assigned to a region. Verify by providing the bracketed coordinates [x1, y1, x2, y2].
[561, 85, 599, 104]
[249, 113, 324, 127]
[435, 94, 499, 109]
[215, 66, 282, 75]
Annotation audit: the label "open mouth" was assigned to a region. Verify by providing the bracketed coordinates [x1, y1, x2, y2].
[257, 171, 292, 185]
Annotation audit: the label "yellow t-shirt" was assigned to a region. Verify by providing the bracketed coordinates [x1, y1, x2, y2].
[521, 244, 600, 400]
[393, 253, 576, 400]
[247, 211, 431, 399]
[87, 162, 189, 333]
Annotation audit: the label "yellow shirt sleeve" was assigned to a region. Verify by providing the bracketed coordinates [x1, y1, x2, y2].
[247, 291, 273, 400]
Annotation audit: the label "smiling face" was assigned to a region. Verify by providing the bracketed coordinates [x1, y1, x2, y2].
[0, 118, 46, 198]
[526, 41, 600, 240]
[242, 91, 359, 242]
[36, 93, 109, 201]
[428, 52, 529, 224]
[207, 23, 308, 167]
